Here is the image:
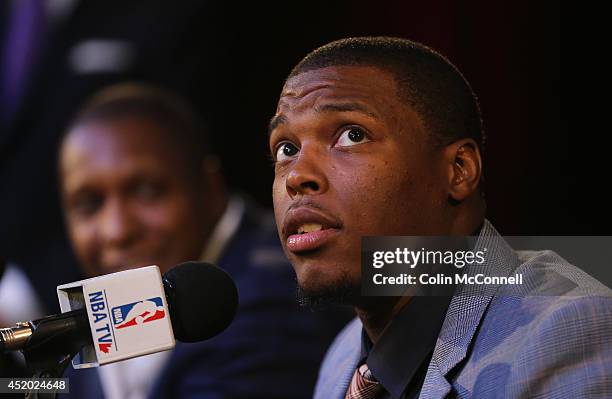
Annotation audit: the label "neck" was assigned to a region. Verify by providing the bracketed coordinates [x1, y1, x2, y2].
[354, 295, 412, 344]
[451, 200, 486, 236]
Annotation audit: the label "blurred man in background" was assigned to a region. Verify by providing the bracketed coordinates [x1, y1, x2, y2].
[0, 0, 228, 312]
[57, 83, 351, 398]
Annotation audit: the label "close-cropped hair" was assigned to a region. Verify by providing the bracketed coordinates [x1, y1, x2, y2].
[289, 36, 486, 153]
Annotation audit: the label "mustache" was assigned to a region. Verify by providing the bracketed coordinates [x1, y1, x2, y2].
[286, 198, 329, 213]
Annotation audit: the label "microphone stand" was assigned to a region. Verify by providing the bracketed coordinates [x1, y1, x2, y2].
[19, 310, 91, 399]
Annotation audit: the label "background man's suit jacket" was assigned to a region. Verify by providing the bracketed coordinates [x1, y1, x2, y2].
[315, 221, 612, 399]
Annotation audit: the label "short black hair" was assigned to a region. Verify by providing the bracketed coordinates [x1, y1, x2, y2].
[288, 37, 485, 152]
[64, 82, 212, 175]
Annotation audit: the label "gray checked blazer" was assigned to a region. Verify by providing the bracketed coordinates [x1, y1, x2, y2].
[314, 220, 612, 398]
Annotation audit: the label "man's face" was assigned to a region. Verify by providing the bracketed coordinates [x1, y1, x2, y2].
[270, 66, 451, 300]
[60, 116, 209, 277]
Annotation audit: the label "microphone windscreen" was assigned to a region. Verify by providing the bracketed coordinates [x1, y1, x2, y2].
[163, 261, 238, 342]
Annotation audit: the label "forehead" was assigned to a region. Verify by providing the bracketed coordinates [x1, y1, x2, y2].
[278, 66, 400, 115]
[69, 113, 168, 145]
[60, 117, 183, 187]
[62, 116, 178, 162]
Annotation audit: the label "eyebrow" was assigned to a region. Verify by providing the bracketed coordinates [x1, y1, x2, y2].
[268, 114, 287, 136]
[315, 102, 379, 119]
[268, 102, 378, 137]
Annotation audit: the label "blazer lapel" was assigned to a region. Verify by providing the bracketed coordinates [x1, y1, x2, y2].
[314, 318, 362, 399]
[332, 349, 361, 399]
[420, 220, 521, 399]
[419, 360, 451, 399]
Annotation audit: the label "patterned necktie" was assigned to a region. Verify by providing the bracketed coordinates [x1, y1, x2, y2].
[345, 363, 384, 399]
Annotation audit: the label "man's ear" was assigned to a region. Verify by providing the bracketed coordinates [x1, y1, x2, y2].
[443, 138, 482, 204]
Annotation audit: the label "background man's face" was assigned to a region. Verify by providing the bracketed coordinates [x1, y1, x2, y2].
[270, 66, 451, 299]
[60, 116, 209, 277]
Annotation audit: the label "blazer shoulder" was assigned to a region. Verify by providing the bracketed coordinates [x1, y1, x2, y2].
[507, 294, 612, 397]
[510, 249, 611, 297]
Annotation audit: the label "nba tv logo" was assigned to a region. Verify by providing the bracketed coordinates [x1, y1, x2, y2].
[111, 297, 165, 329]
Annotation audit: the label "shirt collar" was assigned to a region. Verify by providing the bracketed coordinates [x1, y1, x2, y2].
[199, 196, 245, 264]
[361, 294, 452, 399]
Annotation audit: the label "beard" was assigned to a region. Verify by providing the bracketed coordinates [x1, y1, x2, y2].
[295, 269, 361, 310]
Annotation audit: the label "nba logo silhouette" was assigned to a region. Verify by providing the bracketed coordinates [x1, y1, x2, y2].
[112, 297, 166, 329]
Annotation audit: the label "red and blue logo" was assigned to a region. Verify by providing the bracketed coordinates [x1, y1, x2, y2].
[111, 297, 166, 329]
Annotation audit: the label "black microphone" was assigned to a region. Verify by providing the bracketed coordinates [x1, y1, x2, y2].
[0, 261, 239, 354]
[163, 261, 239, 342]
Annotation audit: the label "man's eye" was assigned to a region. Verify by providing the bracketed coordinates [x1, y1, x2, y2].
[133, 182, 162, 201]
[335, 126, 370, 147]
[275, 142, 299, 162]
[71, 194, 103, 217]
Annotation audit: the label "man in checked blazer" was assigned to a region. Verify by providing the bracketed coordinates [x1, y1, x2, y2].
[268, 36, 612, 398]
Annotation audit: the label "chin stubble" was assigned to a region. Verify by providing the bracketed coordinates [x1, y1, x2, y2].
[295, 270, 361, 310]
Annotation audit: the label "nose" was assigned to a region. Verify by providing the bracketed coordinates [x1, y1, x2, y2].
[285, 145, 329, 199]
[99, 197, 138, 248]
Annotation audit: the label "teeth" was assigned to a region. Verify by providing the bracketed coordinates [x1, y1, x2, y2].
[297, 223, 323, 234]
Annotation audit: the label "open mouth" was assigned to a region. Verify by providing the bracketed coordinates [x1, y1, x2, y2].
[287, 227, 339, 253]
[284, 209, 342, 253]
[297, 223, 324, 234]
